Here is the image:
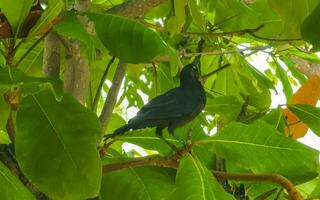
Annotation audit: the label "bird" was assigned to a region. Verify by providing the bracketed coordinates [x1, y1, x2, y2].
[105, 55, 206, 150]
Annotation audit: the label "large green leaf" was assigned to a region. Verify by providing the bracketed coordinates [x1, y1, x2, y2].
[0, 161, 35, 200]
[14, 40, 43, 75]
[169, 154, 235, 200]
[301, 2, 320, 50]
[205, 95, 243, 122]
[101, 165, 175, 200]
[203, 120, 318, 182]
[272, 59, 293, 102]
[16, 90, 102, 199]
[269, 0, 319, 39]
[28, 0, 64, 38]
[87, 13, 176, 64]
[0, 67, 63, 98]
[288, 104, 320, 137]
[261, 108, 286, 133]
[54, 11, 106, 60]
[213, 0, 283, 39]
[0, 0, 33, 35]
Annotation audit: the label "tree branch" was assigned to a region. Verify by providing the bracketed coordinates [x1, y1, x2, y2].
[107, 0, 168, 18]
[43, 31, 61, 78]
[182, 45, 271, 57]
[103, 153, 303, 200]
[99, 61, 127, 132]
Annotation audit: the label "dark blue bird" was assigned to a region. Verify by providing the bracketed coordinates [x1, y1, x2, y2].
[105, 55, 206, 149]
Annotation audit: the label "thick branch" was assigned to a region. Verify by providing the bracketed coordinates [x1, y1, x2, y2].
[43, 31, 60, 78]
[107, 0, 167, 18]
[63, 0, 91, 104]
[64, 40, 90, 104]
[102, 154, 303, 200]
[99, 61, 127, 132]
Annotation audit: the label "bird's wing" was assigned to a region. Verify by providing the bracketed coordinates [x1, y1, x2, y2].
[135, 87, 196, 120]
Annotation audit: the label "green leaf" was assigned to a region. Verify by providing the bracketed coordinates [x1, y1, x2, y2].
[288, 104, 320, 137]
[16, 90, 102, 199]
[0, 87, 10, 131]
[269, 0, 319, 39]
[272, 59, 293, 102]
[279, 55, 307, 85]
[0, 161, 35, 200]
[105, 113, 126, 134]
[213, 0, 283, 39]
[0, 67, 63, 98]
[0, 0, 33, 36]
[301, 2, 320, 50]
[169, 154, 235, 200]
[261, 108, 286, 133]
[246, 62, 276, 92]
[87, 13, 175, 64]
[297, 176, 320, 199]
[204, 120, 319, 182]
[54, 11, 105, 60]
[14, 40, 43, 75]
[165, 0, 187, 34]
[205, 96, 243, 121]
[239, 75, 271, 111]
[28, 0, 64, 38]
[188, 0, 206, 31]
[101, 165, 175, 200]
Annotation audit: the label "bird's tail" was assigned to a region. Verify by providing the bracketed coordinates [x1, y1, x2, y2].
[104, 124, 131, 140]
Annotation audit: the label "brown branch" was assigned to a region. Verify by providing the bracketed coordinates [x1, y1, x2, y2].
[214, 172, 303, 200]
[43, 31, 61, 78]
[99, 61, 127, 132]
[102, 153, 303, 200]
[107, 0, 168, 18]
[92, 56, 116, 111]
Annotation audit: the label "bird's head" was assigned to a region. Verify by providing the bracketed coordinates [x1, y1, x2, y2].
[180, 56, 201, 86]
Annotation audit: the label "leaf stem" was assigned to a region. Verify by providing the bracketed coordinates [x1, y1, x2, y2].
[14, 29, 51, 68]
[92, 56, 116, 111]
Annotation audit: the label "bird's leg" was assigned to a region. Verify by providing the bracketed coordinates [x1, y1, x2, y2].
[168, 126, 188, 148]
[156, 127, 179, 152]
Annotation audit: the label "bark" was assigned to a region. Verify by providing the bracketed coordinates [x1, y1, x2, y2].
[108, 0, 167, 18]
[63, 0, 91, 104]
[43, 31, 60, 78]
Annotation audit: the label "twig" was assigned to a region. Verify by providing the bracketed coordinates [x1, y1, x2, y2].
[14, 29, 51, 68]
[182, 45, 271, 57]
[183, 24, 264, 38]
[202, 63, 231, 79]
[92, 56, 116, 111]
[248, 32, 302, 42]
[99, 61, 127, 132]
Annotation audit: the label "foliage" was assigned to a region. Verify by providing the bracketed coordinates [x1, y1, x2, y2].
[0, 0, 320, 199]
